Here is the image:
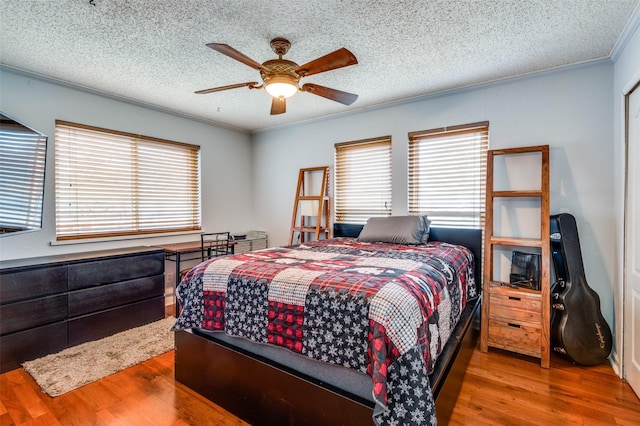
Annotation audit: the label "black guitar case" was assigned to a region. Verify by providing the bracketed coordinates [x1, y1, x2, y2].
[550, 213, 612, 365]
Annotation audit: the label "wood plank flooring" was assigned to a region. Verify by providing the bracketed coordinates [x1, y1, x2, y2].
[0, 350, 247, 426]
[448, 349, 640, 425]
[1, 311, 638, 425]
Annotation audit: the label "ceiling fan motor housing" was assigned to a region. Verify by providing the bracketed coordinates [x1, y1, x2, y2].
[261, 59, 300, 87]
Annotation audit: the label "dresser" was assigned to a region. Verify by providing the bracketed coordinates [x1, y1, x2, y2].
[0, 247, 165, 373]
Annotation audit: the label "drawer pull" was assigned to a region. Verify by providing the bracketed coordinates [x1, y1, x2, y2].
[508, 296, 521, 301]
[507, 323, 521, 328]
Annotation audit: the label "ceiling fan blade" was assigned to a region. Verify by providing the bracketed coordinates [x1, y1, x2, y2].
[206, 43, 270, 72]
[295, 48, 357, 77]
[195, 82, 259, 94]
[301, 83, 358, 105]
[270, 97, 286, 115]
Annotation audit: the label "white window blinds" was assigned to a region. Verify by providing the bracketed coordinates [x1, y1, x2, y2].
[408, 122, 488, 228]
[334, 136, 392, 224]
[55, 121, 201, 240]
[0, 118, 47, 233]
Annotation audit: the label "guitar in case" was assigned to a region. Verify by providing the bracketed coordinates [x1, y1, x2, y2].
[550, 213, 612, 365]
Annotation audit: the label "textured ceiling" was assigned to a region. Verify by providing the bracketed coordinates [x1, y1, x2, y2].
[1, 0, 638, 132]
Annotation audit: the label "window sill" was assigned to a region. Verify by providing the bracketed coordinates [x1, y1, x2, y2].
[50, 230, 203, 246]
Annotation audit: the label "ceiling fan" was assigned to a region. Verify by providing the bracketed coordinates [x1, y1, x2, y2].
[195, 37, 358, 115]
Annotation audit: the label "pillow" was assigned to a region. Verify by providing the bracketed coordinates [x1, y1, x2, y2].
[357, 215, 431, 244]
[418, 215, 431, 242]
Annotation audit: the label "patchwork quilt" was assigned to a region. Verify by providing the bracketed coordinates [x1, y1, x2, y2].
[173, 238, 475, 425]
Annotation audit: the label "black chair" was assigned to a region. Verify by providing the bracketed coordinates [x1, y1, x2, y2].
[201, 231, 232, 261]
[179, 231, 233, 282]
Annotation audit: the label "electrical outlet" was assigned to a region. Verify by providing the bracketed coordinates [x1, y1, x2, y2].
[166, 272, 175, 285]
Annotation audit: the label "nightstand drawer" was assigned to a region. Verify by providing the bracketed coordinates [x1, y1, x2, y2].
[487, 318, 541, 356]
[489, 287, 541, 322]
[489, 287, 541, 311]
[489, 304, 541, 324]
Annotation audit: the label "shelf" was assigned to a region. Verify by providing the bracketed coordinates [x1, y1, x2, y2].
[292, 226, 329, 233]
[489, 236, 543, 247]
[297, 195, 329, 201]
[492, 190, 542, 198]
[488, 281, 543, 297]
[489, 145, 549, 155]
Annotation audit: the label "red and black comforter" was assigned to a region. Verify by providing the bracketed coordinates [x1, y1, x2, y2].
[173, 238, 474, 425]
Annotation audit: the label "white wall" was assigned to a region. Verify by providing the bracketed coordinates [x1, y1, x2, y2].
[252, 62, 618, 355]
[0, 68, 254, 263]
[613, 13, 640, 374]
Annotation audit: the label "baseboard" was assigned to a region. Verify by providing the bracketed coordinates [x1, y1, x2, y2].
[609, 348, 621, 377]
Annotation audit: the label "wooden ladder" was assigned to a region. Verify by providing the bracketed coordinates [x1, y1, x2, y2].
[289, 166, 330, 245]
[481, 145, 551, 368]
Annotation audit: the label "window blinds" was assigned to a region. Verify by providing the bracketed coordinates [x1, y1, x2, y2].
[0, 123, 47, 232]
[334, 136, 392, 224]
[408, 122, 488, 228]
[55, 121, 201, 240]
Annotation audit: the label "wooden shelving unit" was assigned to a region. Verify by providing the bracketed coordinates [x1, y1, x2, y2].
[480, 145, 551, 368]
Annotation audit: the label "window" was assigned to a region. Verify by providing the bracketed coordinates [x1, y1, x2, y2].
[334, 136, 392, 224]
[55, 121, 200, 240]
[0, 114, 47, 234]
[408, 122, 488, 228]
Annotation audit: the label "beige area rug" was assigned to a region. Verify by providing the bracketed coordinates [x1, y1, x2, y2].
[22, 316, 176, 397]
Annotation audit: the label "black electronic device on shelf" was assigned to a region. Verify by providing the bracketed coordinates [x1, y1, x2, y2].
[509, 251, 541, 290]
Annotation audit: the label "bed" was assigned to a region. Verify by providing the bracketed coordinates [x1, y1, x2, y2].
[173, 219, 482, 425]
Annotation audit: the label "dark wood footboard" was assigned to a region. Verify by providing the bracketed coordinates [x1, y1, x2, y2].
[175, 330, 374, 425]
[175, 297, 481, 425]
[430, 297, 481, 423]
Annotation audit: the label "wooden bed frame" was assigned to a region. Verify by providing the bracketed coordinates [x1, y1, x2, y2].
[175, 225, 482, 425]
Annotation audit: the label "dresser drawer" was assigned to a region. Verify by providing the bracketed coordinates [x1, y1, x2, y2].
[0, 294, 68, 335]
[68, 251, 164, 290]
[487, 318, 541, 357]
[68, 296, 165, 346]
[68, 275, 164, 317]
[0, 265, 67, 303]
[0, 322, 68, 372]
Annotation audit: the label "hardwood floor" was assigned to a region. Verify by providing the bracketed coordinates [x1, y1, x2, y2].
[1, 311, 638, 425]
[448, 349, 640, 425]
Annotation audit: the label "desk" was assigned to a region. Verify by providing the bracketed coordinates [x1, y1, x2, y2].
[160, 241, 236, 287]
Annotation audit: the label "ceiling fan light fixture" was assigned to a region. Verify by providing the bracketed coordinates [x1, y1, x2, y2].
[196, 38, 358, 115]
[265, 76, 298, 98]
